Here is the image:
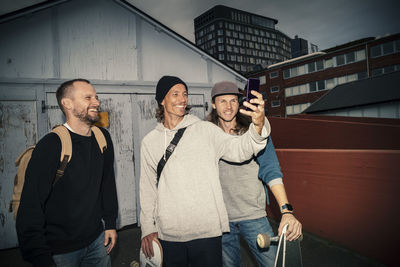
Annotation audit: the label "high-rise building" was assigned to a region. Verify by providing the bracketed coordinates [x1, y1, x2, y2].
[194, 5, 292, 74]
[291, 35, 308, 58]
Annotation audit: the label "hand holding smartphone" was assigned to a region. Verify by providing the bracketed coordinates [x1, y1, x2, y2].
[245, 78, 260, 110]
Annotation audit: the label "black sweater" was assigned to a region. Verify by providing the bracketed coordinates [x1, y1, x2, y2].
[16, 127, 118, 267]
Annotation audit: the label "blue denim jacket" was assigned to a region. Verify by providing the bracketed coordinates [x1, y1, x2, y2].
[256, 136, 283, 204]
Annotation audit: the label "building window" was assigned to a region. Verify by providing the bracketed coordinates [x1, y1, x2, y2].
[371, 68, 383, 77]
[292, 86, 299, 95]
[270, 71, 278, 78]
[271, 100, 280, 107]
[326, 78, 335, 89]
[291, 67, 298, 76]
[285, 87, 292, 97]
[325, 58, 333, 68]
[308, 62, 316, 72]
[370, 45, 381, 57]
[337, 76, 347, 85]
[356, 50, 366, 61]
[218, 54, 224, 60]
[286, 105, 293, 115]
[270, 86, 279, 93]
[259, 75, 266, 84]
[309, 82, 317, 92]
[298, 65, 306, 75]
[283, 69, 290, 79]
[370, 41, 399, 58]
[336, 55, 345, 66]
[358, 71, 368, 80]
[382, 42, 394, 55]
[345, 52, 355, 63]
[299, 84, 307, 94]
[384, 65, 395, 73]
[317, 80, 326, 90]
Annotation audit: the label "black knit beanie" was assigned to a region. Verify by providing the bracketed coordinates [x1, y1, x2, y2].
[155, 76, 188, 105]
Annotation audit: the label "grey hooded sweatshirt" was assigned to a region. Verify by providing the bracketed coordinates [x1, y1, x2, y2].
[139, 114, 270, 242]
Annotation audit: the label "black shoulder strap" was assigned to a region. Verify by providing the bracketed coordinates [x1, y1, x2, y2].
[156, 127, 187, 186]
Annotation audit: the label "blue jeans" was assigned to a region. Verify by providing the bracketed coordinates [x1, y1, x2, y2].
[53, 232, 111, 267]
[222, 217, 276, 267]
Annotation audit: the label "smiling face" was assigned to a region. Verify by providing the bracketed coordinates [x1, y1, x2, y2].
[212, 94, 239, 122]
[161, 83, 188, 123]
[65, 81, 100, 125]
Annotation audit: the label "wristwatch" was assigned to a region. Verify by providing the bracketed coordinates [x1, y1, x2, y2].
[280, 203, 293, 213]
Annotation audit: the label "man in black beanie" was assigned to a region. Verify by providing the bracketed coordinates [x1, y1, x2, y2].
[139, 75, 270, 267]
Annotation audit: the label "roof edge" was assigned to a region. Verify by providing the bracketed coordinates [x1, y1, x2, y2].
[0, 0, 69, 24]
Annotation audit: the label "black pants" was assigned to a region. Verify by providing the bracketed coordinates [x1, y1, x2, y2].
[159, 236, 222, 267]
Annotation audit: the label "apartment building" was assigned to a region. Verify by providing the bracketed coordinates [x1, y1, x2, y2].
[249, 33, 400, 117]
[194, 5, 291, 74]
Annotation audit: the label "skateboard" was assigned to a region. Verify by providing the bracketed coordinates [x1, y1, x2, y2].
[130, 238, 163, 267]
[257, 225, 303, 267]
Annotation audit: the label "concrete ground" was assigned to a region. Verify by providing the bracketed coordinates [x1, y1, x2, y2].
[0, 220, 386, 267]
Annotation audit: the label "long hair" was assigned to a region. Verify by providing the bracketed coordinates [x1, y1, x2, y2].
[156, 105, 192, 123]
[206, 106, 251, 135]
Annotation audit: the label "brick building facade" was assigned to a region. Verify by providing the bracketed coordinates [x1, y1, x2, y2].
[249, 33, 400, 117]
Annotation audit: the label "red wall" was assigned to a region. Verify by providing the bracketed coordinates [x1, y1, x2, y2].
[266, 116, 400, 266]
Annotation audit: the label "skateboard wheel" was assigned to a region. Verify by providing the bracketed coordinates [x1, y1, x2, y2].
[130, 260, 139, 267]
[257, 233, 271, 248]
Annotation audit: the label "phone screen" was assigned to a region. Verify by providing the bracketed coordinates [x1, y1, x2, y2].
[246, 78, 260, 107]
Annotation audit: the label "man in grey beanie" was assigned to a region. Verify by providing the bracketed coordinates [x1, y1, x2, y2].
[139, 76, 271, 267]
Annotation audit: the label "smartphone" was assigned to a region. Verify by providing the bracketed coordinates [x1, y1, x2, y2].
[245, 78, 260, 110]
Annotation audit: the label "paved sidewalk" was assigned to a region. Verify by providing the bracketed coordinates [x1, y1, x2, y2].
[0, 221, 385, 267]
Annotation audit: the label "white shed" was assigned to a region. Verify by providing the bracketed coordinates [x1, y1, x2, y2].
[0, 0, 246, 249]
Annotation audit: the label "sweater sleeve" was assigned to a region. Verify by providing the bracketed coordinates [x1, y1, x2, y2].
[16, 133, 60, 267]
[216, 118, 271, 162]
[256, 136, 283, 184]
[100, 128, 118, 230]
[139, 141, 158, 239]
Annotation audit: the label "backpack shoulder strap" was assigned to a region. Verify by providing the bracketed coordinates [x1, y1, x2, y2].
[51, 125, 72, 163]
[51, 125, 72, 185]
[156, 127, 187, 186]
[91, 126, 107, 153]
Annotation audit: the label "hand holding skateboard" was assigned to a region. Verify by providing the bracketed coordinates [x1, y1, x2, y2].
[131, 233, 163, 267]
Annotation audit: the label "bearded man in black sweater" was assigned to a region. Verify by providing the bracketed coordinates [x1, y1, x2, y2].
[16, 79, 118, 267]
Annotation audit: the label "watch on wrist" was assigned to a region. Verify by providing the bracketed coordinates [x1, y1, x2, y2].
[280, 203, 293, 213]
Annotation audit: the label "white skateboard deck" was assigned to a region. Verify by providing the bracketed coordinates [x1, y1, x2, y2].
[138, 238, 163, 267]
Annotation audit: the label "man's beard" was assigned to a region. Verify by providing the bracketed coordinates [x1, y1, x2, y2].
[73, 108, 99, 125]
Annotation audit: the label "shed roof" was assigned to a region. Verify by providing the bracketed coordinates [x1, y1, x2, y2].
[0, 0, 247, 82]
[304, 71, 400, 113]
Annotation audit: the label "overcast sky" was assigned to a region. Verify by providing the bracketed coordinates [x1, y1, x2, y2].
[127, 0, 400, 50]
[1, 0, 399, 50]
